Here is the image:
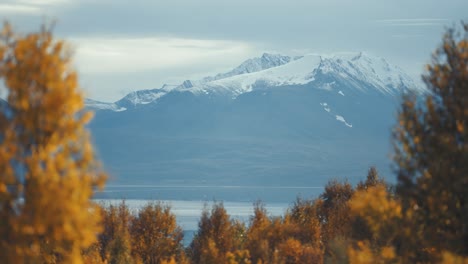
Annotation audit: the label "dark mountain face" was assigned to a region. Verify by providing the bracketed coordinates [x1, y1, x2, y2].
[89, 80, 400, 193]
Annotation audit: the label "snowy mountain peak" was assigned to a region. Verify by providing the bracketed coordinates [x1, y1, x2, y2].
[116, 89, 165, 107]
[237, 52, 292, 74]
[182, 80, 194, 88]
[85, 98, 126, 112]
[261, 52, 292, 64]
[201, 53, 293, 83]
[316, 52, 419, 95]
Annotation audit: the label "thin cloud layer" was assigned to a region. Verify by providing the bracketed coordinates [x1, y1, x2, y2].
[0, 4, 40, 14]
[0, 0, 73, 14]
[376, 18, 450, 27]
[72, 37, 255, 74]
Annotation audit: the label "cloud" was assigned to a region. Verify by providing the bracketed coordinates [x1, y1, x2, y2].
[71, 37, 256, 74]
[0, 4, 40, 13]
[17, 0, 71, 5]
[0, 0, 72, 14]
[376, 18, 450, 27]
[391, 34, 425, 38]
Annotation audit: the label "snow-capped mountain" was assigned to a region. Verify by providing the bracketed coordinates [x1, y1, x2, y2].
[87, 52, 420, 112]
[86, 52, 422, 201]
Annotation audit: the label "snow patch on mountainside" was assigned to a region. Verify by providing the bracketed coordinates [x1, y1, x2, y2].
[320, 102, 331, 112]
[321, 81, 335, 90]
[336, 115, 353, 128]
[320, 102, 353, 127]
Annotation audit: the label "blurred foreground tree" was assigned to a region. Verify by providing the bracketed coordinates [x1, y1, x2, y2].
[0, 23, 106, 263]
[393, 23, 468, 258]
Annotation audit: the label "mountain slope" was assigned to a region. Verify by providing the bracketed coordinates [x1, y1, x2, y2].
[87, 52, 421, 201]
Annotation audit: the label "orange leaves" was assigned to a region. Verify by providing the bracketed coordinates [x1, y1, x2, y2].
[0, 23, 106, 263]
[226, 250, 251, 264]
[349, 186, 401, 241]
[96, 201, 187, 264]
[131, 203, 184, 264]
[189, 202, 245, 264]
[243, 200, 324, 264]
[393, 23, 468, 261]
[277, 238, 302, 263]
[348, 241, 396, 264]
[346, 186, 404, 263]
[161, 257, 179, 264]
[456, 120, 465, 133]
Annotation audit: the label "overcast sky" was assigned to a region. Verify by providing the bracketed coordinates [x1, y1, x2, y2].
[1, 0, 466, 101]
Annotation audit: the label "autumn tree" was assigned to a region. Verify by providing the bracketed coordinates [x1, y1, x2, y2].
[393, 23, 468, 259]
[99, 202, 134, 264]
[318, 179, 354, 257]
[347, 185, 402, 263]
[0, 23, 106, 263]
[189, 202, 245, 264]
[356, 167, 386, 192]
[351, 167, 389, 244]
[347, 24, 468, 263]
[245, 202, 272, 263]
[131, 203, 185, 264]
[246, 201, 323, 264]
[288, 198, 322, 245]
[281, 202, 323, 263]
[81, 243, 107, 264]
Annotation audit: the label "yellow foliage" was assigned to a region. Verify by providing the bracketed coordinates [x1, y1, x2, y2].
[226, 250, 252, 264]
[349, 185, 401, 242]
[199, 238, 223, 264]
[441, 251, 468, 264]
[131, 203, 184, 264]
[189, 202, 245, 264]
[245, 201, 323, 264]
[0, 22, 106, 263]
[348, 241, 397, 264]
[160, 257, 177, 264]
[393, 22, 468, 260]
[278, 238, 303, 263]
[81, 244, 107, 264]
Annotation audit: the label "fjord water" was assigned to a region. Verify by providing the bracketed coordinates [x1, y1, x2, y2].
[94, 184, 325, 202]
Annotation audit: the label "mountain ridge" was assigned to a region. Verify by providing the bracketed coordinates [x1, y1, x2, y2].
[86, 52, 422, 112]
